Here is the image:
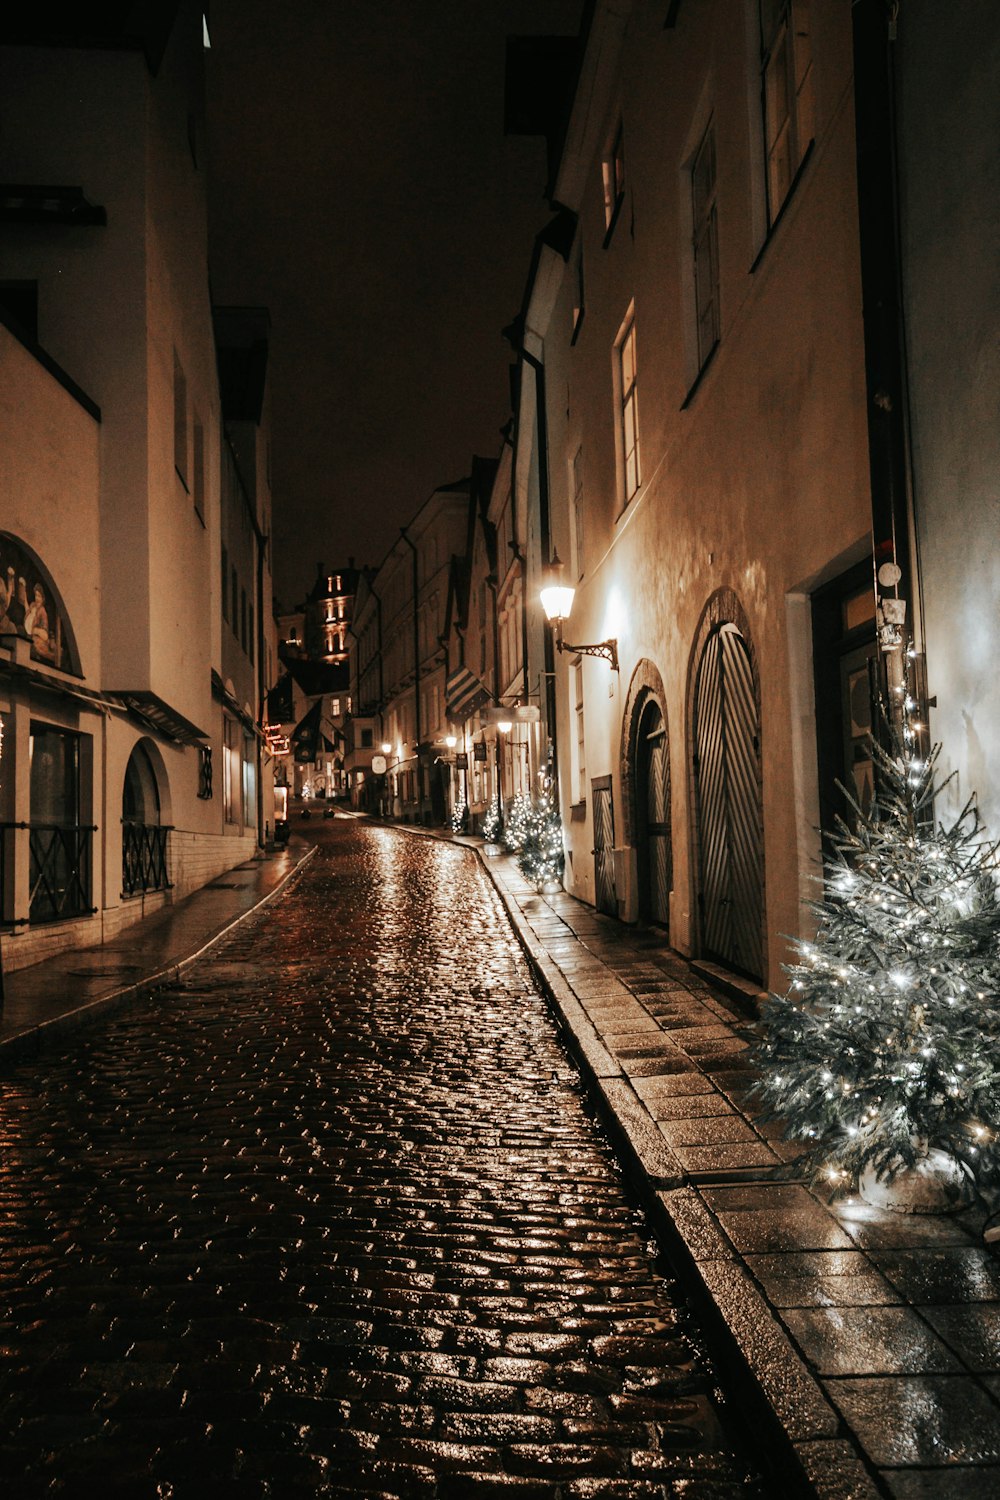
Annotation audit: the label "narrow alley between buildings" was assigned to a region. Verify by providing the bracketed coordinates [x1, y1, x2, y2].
[0, 819, 762, 1498]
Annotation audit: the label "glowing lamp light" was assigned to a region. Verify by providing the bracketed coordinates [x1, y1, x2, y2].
[539, 554, 576, 623]
[539, 551, 618, 671]
[496, 718, 513, 735]
[444, 734, 457, 749]
[381, 742, 392, 756]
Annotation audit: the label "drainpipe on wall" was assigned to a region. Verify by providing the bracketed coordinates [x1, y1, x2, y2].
[516, 346, 558, 786]
[851, 0, 921, 731]
[255, 534, 268, 848]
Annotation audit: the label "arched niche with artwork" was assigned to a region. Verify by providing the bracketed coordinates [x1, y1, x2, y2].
[0, 532, 82, 676]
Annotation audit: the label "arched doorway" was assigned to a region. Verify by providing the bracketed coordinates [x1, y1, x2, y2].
[634, 698, 671, 927]
[122, 742, 169, 896]
[692, 612, 765, 982]
[621, 662, 672, 931]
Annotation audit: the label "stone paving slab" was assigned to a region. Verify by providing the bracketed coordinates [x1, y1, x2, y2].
[473, 840, 1000, 1500]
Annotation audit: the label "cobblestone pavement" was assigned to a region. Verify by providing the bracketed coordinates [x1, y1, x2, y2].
[0, 820, 763, 1498]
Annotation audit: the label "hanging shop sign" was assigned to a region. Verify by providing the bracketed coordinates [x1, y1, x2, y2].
[473, 742, 487, 763]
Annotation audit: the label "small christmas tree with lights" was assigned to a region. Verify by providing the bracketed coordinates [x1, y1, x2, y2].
[482, 793, 502, 844]
[450, 800, 468, 835]
[753, 719, 1000, 1202]
[503, 792, 531, 853]
[517, 792, 565, 889]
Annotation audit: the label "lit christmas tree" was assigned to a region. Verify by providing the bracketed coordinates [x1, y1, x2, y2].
[502, 792, 531, 853]
[517, 793, 565, 888]
[481, 793, 502, 844]
[752, 727, 1000, 1200]
[450, 799, 468, 835]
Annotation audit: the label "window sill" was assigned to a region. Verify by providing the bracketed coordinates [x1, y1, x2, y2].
[570, 800, 587, 821]
[749, 138, 815, 275]
[681, 339, 720, 410]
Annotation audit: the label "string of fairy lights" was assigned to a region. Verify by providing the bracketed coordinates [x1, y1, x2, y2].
[753, 684, 1000, 1195]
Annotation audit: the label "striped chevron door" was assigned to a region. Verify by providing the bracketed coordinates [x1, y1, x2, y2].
[693, 622, 764, 982]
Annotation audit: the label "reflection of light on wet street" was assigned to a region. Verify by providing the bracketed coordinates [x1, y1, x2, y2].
[0, 818, 759, 1493]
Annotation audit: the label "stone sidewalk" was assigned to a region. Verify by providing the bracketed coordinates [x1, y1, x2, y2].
[3, 818, 1000, 1496]
[0, 841, 315, 1061]
[473, 841, 1000, 1500]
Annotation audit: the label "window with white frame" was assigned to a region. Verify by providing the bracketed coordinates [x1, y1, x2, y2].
[602, 120, 626, 235]
[572, 659, 586, 804]
[692, 121, 720, 370]
[759, 0, 814, 221]
[615, 310, 641, 506]
[571, 446, 585, 580]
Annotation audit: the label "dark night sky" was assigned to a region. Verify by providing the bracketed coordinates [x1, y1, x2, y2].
[206, 0, 583, 609]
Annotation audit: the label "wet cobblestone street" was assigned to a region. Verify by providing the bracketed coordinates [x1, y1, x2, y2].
[0, 822, 761, 1498]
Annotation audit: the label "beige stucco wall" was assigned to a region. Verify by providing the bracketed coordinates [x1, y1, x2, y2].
[539, 0, 873, 989]
[0, 330, 102, 680]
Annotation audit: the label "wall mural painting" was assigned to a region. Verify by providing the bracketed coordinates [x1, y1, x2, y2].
[0, 535, 72, 673]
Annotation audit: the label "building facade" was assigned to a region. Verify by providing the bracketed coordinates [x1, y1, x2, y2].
[0, 5, 274, 972]
[515, 0, 874, 992]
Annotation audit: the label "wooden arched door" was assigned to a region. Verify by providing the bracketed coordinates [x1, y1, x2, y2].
[693, 622, 764, 981]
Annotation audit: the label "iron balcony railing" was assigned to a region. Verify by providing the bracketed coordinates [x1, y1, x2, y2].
[0, 822, 97, 926]
[121, 822, 172, 897]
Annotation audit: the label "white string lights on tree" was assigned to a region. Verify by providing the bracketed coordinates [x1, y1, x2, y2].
[752, 700, 1000, 1202]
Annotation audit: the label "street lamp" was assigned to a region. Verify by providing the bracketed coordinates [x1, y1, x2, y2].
[540, 552, 619, 671]
[495, 716, 510, 821]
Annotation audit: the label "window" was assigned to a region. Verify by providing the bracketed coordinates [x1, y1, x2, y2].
[331, 698, 341, 717]
[248, 602, 254, 664]
[231, 566, 238, 635]
[240, 586, 248, 652]
[173, 351, 188, 486]
[692, 122, 720, 369]
[571, 446, 585, 580]
[221, 545, 229, 621]
[759, 0, 814, 221]
[223, 717, 238, 823]
[361, 728, 373, 748]
[616, 310, 641, 506]
[572, 660, 586, 804]
[28, 723, 91, 924]
[242, 735, 256, 827]
[602, 119, 626, 236]
[192, 415, 205, 522]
